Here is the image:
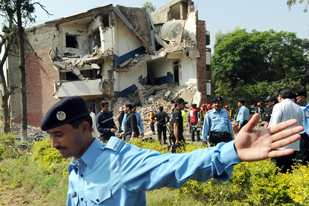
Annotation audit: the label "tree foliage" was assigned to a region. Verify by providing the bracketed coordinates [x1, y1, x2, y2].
[212, 29, 309, 109]
[287, 0, 309, 12]
[143, 1, 156, 12]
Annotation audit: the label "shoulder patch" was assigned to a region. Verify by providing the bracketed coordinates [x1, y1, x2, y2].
[106, 137, 125, 152]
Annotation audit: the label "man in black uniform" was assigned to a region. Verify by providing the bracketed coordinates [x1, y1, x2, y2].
[263, 96, 276, 129]
[171, 98, 187, 149]
[152, 106, 170, 144]
[119, 104, 138, 142]
[96, 100, 117, 142]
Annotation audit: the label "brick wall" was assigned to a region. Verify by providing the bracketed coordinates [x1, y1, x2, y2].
[197, 20, 207, 104]
[11, 49, 59, 127]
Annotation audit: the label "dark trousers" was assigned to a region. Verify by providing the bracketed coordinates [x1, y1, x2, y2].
[190, 122, 200, 141]
[170, 133, 186, 153]
[271, 152, 297, 173]
[237, 120, 248, 132]
[295, 133, 309, 165]
[209, 132, 232, 146]
[150, 123, 155, 133]
[157, 124, 167, 142]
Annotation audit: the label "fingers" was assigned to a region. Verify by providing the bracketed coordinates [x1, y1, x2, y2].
[242, 114, 260, 132]
[268, 119, 300, 134]
[271, 133, 301, 150]
[271, 125, 304, 142]
[268, 149, 295, 159]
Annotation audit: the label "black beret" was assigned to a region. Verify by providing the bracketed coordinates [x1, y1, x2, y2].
[295, 90, 307, 97]
[175, 98, 188, 104]
[40, 96, 89, 131]
[211, 96, 222, 103]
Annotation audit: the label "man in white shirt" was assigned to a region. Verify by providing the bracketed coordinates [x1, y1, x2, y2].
[268, 88, 303, 173]
[89, 106, 99, 138]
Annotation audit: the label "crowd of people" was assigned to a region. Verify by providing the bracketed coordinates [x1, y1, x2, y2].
[40, 92, 304, 205]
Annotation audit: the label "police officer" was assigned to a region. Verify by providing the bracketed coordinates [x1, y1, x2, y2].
[41, 96, 303, 205]
[295, 90, 309, 165]
[152, 106, 170, 144]
[202, 96, 234, 145]
[236, 99, 250, 132]
[189, 104, 200, 142]
[263, 96, 276, 128]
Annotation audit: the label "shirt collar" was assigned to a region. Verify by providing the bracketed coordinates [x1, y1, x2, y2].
[71, 138, 103, 170]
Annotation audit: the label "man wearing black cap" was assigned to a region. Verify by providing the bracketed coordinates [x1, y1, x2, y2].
[295, 90, 309, 165]
[96, 100, 117, 142]
[171, 98, 187, 148]
[236, 99, 250, 132]
[152, 106, 170, 144]
[269, 88, 303, 173]
[202, 96, 234, 145]
[41, 96, 303, 205]
[263, 96, 276, 129]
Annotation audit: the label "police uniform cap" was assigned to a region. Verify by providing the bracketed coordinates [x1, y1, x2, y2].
[211, 96, 222, 103]
[40, 96, 89, 131]
[263, 96, 276, 102]
[295, 90, 307, 97]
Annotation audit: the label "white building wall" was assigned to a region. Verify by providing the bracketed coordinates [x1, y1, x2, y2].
[148, 58, 173, 78]
[180, 57, 198, 85]
[184, 11, 197, 44]
[59, 24, 89, 55]
[114, 15, 144, 57]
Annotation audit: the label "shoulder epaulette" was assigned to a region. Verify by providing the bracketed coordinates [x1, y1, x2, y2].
[106, 137, 125, 152]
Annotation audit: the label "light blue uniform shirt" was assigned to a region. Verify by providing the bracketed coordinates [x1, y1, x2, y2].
[202, 108, 234, 142]
[299, 101, 309, 135]
[236, 105, 250, 126]
[67, 137, 241, 206]
[121, 112, 144, 133]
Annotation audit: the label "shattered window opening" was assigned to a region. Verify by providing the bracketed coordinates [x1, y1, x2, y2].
[170, 3, 181, 20]
[173, 61, 180, 84]
[102, 13, 110, 28]
[90, 29, 101, 51]
[66, 35, 78, 48]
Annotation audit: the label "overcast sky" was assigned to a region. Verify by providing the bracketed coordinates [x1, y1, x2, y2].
[32, 0, 309, 52]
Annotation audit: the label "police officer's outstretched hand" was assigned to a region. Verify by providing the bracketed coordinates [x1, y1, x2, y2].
[234, 114, 303, 162]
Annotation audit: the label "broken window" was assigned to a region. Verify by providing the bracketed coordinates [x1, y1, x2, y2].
[66, 35, 78, 48]
[102, 13, 110, 28]
[173, 61, 180, 84]
[90, 29, 101, 51]
[170, 3, 181, 20]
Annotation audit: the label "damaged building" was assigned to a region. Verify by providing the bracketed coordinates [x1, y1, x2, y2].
[6, 0, 211, 127]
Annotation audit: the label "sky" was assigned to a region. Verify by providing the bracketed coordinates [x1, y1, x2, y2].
[31, 0, 308, 52]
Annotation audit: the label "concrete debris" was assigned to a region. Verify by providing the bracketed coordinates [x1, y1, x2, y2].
[114, 83, 199, 135]
[10, 123, 48, 137]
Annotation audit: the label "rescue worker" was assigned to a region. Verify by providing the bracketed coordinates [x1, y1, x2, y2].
[189, 104, 200, 142]
[202, 96, 234, 146]
[152, 106, 170, 144]
[207, 104, 212, 112]
[224, 105, 232, 120]
[249, 105, 256, 115]
[199, 104, 207, 124]
[236, 99, 250, 132]
[149, 106, 156, 135]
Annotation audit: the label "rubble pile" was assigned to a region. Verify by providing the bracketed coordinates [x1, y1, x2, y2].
[10, 123, 48, 137]
[114, 84, 198, 135]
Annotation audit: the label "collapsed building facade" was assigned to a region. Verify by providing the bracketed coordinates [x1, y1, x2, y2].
[6, 0, 212, 127]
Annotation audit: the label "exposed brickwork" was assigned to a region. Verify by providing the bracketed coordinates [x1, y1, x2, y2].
[197, 20, 209, 104]
[11, 49, 59, 127]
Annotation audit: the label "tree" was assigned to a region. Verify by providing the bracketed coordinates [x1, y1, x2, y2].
[287, 0, 309, 12]
[212, 29, 308, 108]
[143, 1, 156, 12]
[0, 0, 50, 139]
